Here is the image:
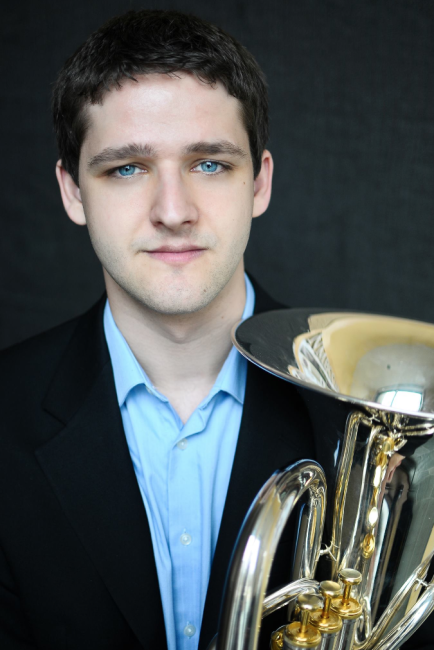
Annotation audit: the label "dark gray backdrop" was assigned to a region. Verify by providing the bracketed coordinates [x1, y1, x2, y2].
[1, 0, 433, 350]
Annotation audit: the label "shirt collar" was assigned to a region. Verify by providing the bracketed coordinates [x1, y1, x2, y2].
[104, 273, 255, 407]
[104, 306, 153, 406]
[204, 274, 254, 405]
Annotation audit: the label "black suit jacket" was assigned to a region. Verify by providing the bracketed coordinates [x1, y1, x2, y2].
[0, 283, 432, 650]
[0, 283, 316, 649]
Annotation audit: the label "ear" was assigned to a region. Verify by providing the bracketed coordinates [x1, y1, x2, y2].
[252, 149, 273, 218]
[55, 160, 86, 226]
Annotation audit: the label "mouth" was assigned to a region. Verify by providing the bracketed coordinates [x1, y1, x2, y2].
[145, 245, 207, 265]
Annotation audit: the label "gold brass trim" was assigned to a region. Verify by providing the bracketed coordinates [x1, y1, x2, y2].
[270, 627, 285, 650]
[331, 569, 363, 620]
[284, 622, 322, 649]
[362, 532, 376, 559]
[310, 610, 342, 635]
[284, 594, 323, 648]
[310, 581, 343, 635]
[331, 595, 362, 620]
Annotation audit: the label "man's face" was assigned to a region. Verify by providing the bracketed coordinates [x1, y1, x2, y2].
[63, 73, 271, 315]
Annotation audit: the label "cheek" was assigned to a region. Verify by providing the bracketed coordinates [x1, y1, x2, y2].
[226, 186, 255, 232]
[219, 202, 254, 260]
[205, 178, 254, 219]
[81, 184, 149, 240]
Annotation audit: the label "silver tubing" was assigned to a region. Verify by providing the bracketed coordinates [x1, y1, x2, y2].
[262, 579, 319, 618]
[330, 411, 365, 579]
[338, 424, 382, 577]
[335, 619, 358, 650]
[369, 576, 434, 650]
[320, 632, 340, 650]
[215, 460, 326, 650]
[206, 579, 319, 650]
[355, 549, 434, 650]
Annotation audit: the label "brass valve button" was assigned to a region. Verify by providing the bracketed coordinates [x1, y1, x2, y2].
[310, 581, 342, 635]
[331, 569, 363, 620]
[298, 594, 323, 612]
[338, 569, 362, 586]
[320, 581, 342, 599]
[283, 594, 323, 648]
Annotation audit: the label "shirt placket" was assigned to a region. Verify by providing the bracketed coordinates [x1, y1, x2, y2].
[168, 409, 207, 649]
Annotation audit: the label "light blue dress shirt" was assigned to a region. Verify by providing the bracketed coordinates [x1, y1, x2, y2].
[103, 275, 255, 650]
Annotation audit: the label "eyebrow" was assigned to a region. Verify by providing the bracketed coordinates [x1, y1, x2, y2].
[182, 140, 248, 159]
[87, 139, 248, 170]
[88, 143, 157, 170]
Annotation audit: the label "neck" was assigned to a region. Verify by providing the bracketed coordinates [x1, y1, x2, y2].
[106, 265, 247, 422]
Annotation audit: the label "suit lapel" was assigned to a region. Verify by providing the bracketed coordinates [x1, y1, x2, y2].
[199, 366, 289, 649]
[199, 279, 304, 649]
[36, 299, 166, 648]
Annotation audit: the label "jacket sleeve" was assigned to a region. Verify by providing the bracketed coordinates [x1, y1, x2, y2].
[0, 543, 36, 649]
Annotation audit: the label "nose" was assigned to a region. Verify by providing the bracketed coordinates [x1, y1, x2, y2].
[149, 170, 199, 231]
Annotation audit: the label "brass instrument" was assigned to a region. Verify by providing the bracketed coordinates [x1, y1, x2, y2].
[210, 309, 434, 650]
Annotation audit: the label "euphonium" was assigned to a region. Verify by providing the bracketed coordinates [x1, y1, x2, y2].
[210, 309, 434, 650]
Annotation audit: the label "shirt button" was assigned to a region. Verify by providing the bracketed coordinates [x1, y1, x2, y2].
[180, 532, 192, 546]
[184, 624, 196, 637]
[177, 438, 188, 450]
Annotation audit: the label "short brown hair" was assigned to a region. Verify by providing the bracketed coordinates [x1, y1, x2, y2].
[52, 10, 269, 184]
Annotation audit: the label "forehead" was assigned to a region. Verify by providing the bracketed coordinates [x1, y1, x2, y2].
[81, 73, 248, 155]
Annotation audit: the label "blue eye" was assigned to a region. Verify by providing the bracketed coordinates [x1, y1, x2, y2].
[118, 165, 137, 177]
[200, 161, 220, 173]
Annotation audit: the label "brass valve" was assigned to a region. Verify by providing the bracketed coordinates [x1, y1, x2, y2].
[331, 569, 363, 620]
[310, 581, 343, 635]
[283, 594, 323, 648]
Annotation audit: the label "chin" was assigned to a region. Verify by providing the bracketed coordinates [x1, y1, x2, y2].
[111, 261, 239, 316]
[130, 284, 220, 316]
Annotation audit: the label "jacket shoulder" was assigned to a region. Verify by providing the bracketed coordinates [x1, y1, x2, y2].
[0, 314, 81, 380]
[0, 299, 105, 432]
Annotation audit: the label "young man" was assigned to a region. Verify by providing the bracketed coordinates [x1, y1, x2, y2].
[0, 9, 432, 650]
[0, 10, 315, 650]
[7, 9, 433, 650]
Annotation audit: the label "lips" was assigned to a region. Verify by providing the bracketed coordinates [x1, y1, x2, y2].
[146, 245, 206, 264]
